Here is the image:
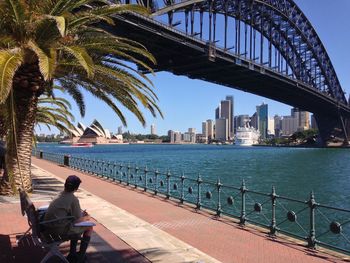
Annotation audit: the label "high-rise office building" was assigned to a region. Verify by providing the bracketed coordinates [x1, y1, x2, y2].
[207, 119, 214, 141]
[168, 130, 181, 143]
[291, 108, 310, 131]
[226, 95, 234, 137]
[220, 100, 232, 139]
[215, 118, 229, 141]
[256, 103, 268, 139]
[150, 124, 156, 135]
[215, 106, 220, 119]
[282, 116, 298, 136]
[202, 121, 208, 138]
[274, 115, 282, 137]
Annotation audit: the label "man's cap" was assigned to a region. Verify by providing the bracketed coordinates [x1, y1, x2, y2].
[65, 175, 81, 188]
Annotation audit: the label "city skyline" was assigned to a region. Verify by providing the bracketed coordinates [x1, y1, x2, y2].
[35, 0, 350, 136]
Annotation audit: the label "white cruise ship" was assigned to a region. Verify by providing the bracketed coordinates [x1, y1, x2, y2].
[235, 127, 260, 146]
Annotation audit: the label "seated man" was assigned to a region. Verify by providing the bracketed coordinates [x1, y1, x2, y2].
[44, 175, 93, 263]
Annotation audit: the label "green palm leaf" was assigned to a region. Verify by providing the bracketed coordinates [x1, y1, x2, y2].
[0, 49, 23, 103]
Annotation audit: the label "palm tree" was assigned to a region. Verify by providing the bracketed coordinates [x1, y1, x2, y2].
[0, 0, 162, 194]
[0, 94, 76, 195]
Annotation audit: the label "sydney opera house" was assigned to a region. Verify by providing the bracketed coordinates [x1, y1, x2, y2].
[67, 119, 123, 144]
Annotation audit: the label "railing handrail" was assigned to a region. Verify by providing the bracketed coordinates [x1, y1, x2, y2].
[33, 149, 350, 255]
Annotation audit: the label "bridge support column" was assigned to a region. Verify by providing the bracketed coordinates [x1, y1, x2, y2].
[314, 114, 350, 147]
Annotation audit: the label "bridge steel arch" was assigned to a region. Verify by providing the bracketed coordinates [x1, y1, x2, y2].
[108, 0, 350, 145]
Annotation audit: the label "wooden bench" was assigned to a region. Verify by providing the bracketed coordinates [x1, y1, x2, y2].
[19, 190, 79, 263]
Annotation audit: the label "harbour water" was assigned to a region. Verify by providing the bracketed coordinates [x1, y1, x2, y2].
[37, 143, 350, 207]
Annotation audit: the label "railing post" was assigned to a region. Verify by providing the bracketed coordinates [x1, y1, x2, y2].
[166, 169, 171, 199]
[144, 166, 148, 191]
[127, 163, 131, 185]
[154, 169, 159, 195]
[270, 186, 277, 235]
[63, 155, 70, 166]
[134, 166, 139, 188]
[112, 163, 117, 181]
[308, 191, 317, 248]
[197, 174, 202, 209]
[119, 164, 123, 183]
[180, 173, 185, 203]
[240, 179, 246, 225]
[101, 161, 105, 177]
[216, 177, 222, 216]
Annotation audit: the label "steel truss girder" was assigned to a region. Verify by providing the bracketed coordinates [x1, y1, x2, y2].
[151, 0, 347, 105]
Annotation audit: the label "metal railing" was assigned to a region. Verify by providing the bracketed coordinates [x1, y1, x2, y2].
[33, 150, 350, 254]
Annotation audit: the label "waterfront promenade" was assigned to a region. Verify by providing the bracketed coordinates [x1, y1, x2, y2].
[1, 157, 348, 263]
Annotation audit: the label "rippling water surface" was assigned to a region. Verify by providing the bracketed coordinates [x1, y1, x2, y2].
[37, 143, 350, 206]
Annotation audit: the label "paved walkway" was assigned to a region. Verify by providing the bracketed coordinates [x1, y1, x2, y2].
[1, 157, 349, 262]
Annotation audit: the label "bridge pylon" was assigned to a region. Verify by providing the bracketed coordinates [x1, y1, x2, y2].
[314, 114, 350, 147]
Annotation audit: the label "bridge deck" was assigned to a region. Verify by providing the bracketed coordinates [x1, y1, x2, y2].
[106, 13, 350, 118]
[23, 158, 347, 263]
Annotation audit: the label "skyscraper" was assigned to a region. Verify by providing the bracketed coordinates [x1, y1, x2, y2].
[291, 108, 310, 131]
[220, 100, 232, 139]
[150, 124, 156, 135]
[215, 106, 220, 119]
[274, 115, 282, 137]
[226, 95, 234, 137]
[215, 118, 229, 141]
[256, 103, 268, 139]
[202, 121, 208, 138]
[207, 119, 214, 141]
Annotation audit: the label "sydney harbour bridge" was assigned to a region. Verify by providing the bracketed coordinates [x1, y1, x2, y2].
[106, 0, 350, 146]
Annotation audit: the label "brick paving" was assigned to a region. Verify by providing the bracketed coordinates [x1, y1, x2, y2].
[30, 157, 350, 263]
[0, 172, 149, 263]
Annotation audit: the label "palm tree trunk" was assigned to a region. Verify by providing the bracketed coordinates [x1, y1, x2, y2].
[0, 62, 43, 195]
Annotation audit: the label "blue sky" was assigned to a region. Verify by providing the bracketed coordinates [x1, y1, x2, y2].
[37, 0, 350, 136]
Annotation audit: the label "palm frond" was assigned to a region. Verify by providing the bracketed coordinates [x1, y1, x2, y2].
[27, 41, 56, 80]
[0, 49, 23, 103]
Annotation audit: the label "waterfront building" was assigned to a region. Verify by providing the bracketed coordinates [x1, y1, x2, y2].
[220, 100, 232, 139]
[268, 117, 275, 136]
[77, 120, 111, 144]
[168, 130, 175, 143]
[256, 103, 268, 139]
[215, 118, 229, 141]
[69, 122, 86, 138]
[151, 124, 156, 135]
[196, 134, 207, 143]
[281, 116, 298, 136]
[169, 130, 182, 143]
[207, 119, 214, 141]
[274, 115, 282, 137]
[226, 95, 234, 138]
[174, 131, 182, 143]
[183, 128, 196, 143]
[202, 121, 208, 141]
[292, 108, 310, 131]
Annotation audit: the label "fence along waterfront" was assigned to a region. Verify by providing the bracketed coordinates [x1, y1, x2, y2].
[33, 150, 350, 254]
